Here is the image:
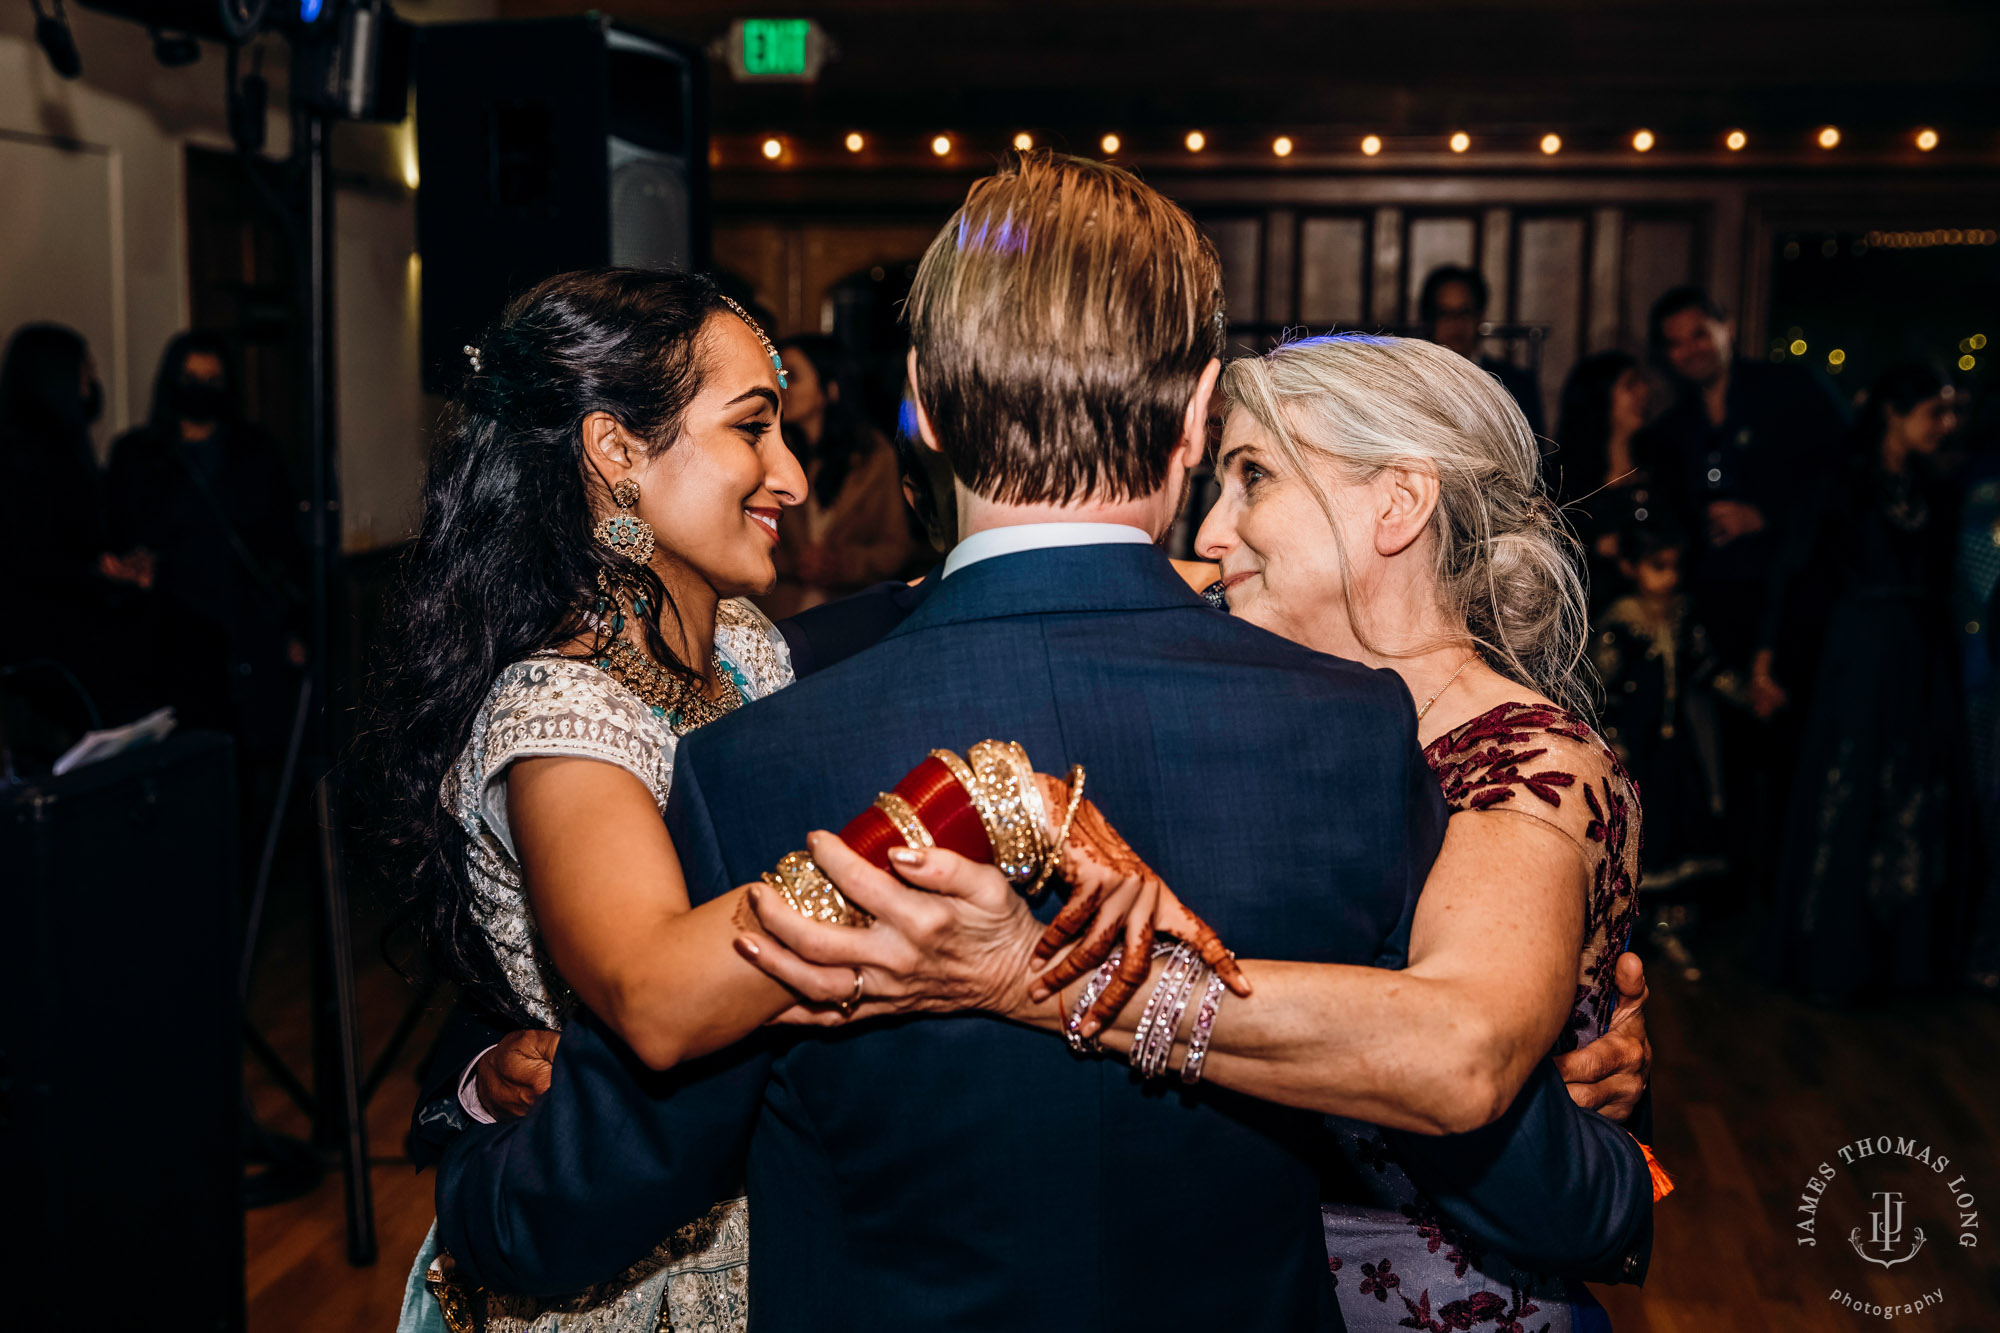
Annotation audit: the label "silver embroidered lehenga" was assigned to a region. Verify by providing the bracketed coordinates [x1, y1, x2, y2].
[396, 598, 792, 1333]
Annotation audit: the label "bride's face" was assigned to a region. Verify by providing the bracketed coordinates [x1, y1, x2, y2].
[628, 314, 807, 599]
[1196, 409, 1384, 657]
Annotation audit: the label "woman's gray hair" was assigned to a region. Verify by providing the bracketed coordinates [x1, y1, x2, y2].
[1220, 333, 1590, 717]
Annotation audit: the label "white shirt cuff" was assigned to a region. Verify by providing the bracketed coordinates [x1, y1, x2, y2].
[457, 1044, 499, 1124]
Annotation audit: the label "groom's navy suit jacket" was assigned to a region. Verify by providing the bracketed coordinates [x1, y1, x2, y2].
[438, 543, 1653, 1331]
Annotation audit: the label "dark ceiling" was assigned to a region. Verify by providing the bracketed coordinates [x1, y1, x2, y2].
[497, 0, 2000, 141]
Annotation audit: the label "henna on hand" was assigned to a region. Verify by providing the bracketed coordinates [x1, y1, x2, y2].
[1028, 790, 1252, 1017]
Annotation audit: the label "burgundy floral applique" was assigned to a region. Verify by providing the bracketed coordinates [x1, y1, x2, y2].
[1423, 701, 1642, 1051]
[1400, 1202, 1478, 1278]
[1397, 1285, 1547, 1333]
[1328, 1254, 1343, 1284]
[1360, 1259, 1402, 1302]
[1354, 1133, 1397, 1174]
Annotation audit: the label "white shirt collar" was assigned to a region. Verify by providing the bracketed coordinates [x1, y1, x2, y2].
[941, 522, 1154, 580]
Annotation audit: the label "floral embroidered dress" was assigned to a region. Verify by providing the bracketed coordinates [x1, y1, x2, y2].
[396, 598, 792, 1333]
[1322, 701, 1642, 1333]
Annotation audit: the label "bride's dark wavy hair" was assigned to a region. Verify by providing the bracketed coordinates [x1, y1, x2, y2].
[361, 267, 730, 1023]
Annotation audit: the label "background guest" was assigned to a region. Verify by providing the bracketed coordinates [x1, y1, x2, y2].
[1592, 518, 1730, 897]
[105, 331, 305, 769]
[1418, 263, 1546, 438]
[1763, 363, 1975, 1001]
[1641, 285, 1848, 899]
[1953, 396, 2000, 991]
[0, 322, 158, 762]
[1551, 349, 1663, 613]
[763, 335, 925, 617]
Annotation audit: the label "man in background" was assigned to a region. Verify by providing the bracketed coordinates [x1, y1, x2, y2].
[1419, 263, 1546, 439]
[1640, 285, 1848, 896]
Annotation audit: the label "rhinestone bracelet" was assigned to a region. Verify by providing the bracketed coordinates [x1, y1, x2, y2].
[1063, 947, 1124, 1055]
[1179, 969, 1229, 1085]
[1130, 943, 1197, 1080]
[1155, 956, 1209, 1078]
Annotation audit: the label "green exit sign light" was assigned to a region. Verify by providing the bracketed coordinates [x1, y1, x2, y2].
[743, 19, 808, 75]
[724, 18, 834, 82]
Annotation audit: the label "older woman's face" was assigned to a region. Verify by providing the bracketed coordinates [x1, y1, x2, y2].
[1196, 409, 1387, 656]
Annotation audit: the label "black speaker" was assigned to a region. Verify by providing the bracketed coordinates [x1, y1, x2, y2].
[0, 733, 242, 1330]
[415, 17, 710, 389]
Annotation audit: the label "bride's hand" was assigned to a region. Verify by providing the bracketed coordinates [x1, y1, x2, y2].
[1024, 790, 1251, 1035]
[734, 831, 1044, 1025]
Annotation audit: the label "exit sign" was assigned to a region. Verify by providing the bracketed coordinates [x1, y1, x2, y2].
[724, 18, 835, 82]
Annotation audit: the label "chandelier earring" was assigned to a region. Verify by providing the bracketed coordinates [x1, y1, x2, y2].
[593, 477, 656, 565]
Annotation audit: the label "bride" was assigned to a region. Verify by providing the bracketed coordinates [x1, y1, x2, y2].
[373, 268, 811, 1332]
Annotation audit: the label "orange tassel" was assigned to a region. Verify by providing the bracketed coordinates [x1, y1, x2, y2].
[1632, 1136, 1675, 1203]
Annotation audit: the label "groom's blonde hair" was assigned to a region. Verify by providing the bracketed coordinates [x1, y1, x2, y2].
[905, 151, 1224, 506]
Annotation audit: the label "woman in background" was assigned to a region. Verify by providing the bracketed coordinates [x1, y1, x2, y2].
[1549, 350, 1660, 614]
[0, 323, 156, 748]
[105, 331, 305, 758]
[765, 334, 924, 616]
[1765, 363, 1977, 1000]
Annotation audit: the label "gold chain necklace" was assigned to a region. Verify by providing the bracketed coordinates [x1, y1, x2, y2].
[1417, 653, 1479, 721]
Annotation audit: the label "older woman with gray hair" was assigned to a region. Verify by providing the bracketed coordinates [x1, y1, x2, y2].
[744, 333, 1660, 1331]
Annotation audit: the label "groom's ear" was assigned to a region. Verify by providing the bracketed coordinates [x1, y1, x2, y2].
[1375, 462, 1439, 557]
[1172, 357, 1224, 472]
[906, 348, 944, 454]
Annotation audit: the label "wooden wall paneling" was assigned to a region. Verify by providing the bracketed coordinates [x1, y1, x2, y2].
[1710, 187, 1751, 346]
[711, 220, 792, 327]
[1480, 206, 1513, 328]
[1511, 212, 1589, 430]
[1403, 214, 1480, 320]
[796, 224, 940, 337]
[1587, 207, 1625, 354]
[1370, 206, 1404, 325]
[1296, 214, 1369, 328]
[1201, 214, 1264, 337]
[1623, 212, 1700, 354]
[1262, 209, 1298, 334]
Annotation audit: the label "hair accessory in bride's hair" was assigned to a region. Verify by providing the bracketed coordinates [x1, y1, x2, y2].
[716, 294, 788, 388]
[462, 343, 483, 373]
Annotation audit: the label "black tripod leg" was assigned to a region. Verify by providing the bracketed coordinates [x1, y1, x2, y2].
[316, 778, 377, 1265]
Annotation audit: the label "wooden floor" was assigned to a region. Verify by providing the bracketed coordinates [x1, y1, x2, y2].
[246, 895, 2000, 1332]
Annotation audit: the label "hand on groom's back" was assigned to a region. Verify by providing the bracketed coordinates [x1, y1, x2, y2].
[1554, 952, 1651, 1123]
[476, 1028, 561, 1120]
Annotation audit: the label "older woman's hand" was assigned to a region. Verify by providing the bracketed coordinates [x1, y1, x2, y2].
[734, 831, 1046, 1025]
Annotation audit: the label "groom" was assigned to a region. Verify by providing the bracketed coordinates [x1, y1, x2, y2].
[438, 153, 1648, 1329]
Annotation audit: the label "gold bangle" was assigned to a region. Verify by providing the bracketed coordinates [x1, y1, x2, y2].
[872, 791, 935, 851]
[762, 849, 872, 927]
[962, 740, 1047, 887]
[1026, 764, 1086, 899]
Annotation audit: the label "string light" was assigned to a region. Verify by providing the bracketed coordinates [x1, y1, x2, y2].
[1817, 126, 1841, 149]
[1100, 133, 1120, 155]
[1449, 132, 1470, 153]
[1012, 132, 1033, 151]
[1632, 129, 1655, 152]
[1960, 354, 1977, 371]
[1916, 128, 1939, 152]
[1272, 135, 1294, 157]
[1725, 130, 1748, 151]
[1360, 135, 1382, 156]
[760, 137, 783, 160]
[1184, 130, 1206, 152]
[1790, 339, 1808, 356]
[843, 132, 865, 153]
[1539, 133, 1562, 155]
[931, 134, 952, 157]
[1828, 349, 1846, 365]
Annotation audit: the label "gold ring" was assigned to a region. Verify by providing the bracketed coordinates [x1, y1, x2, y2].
[839, 966, 865, 1018]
